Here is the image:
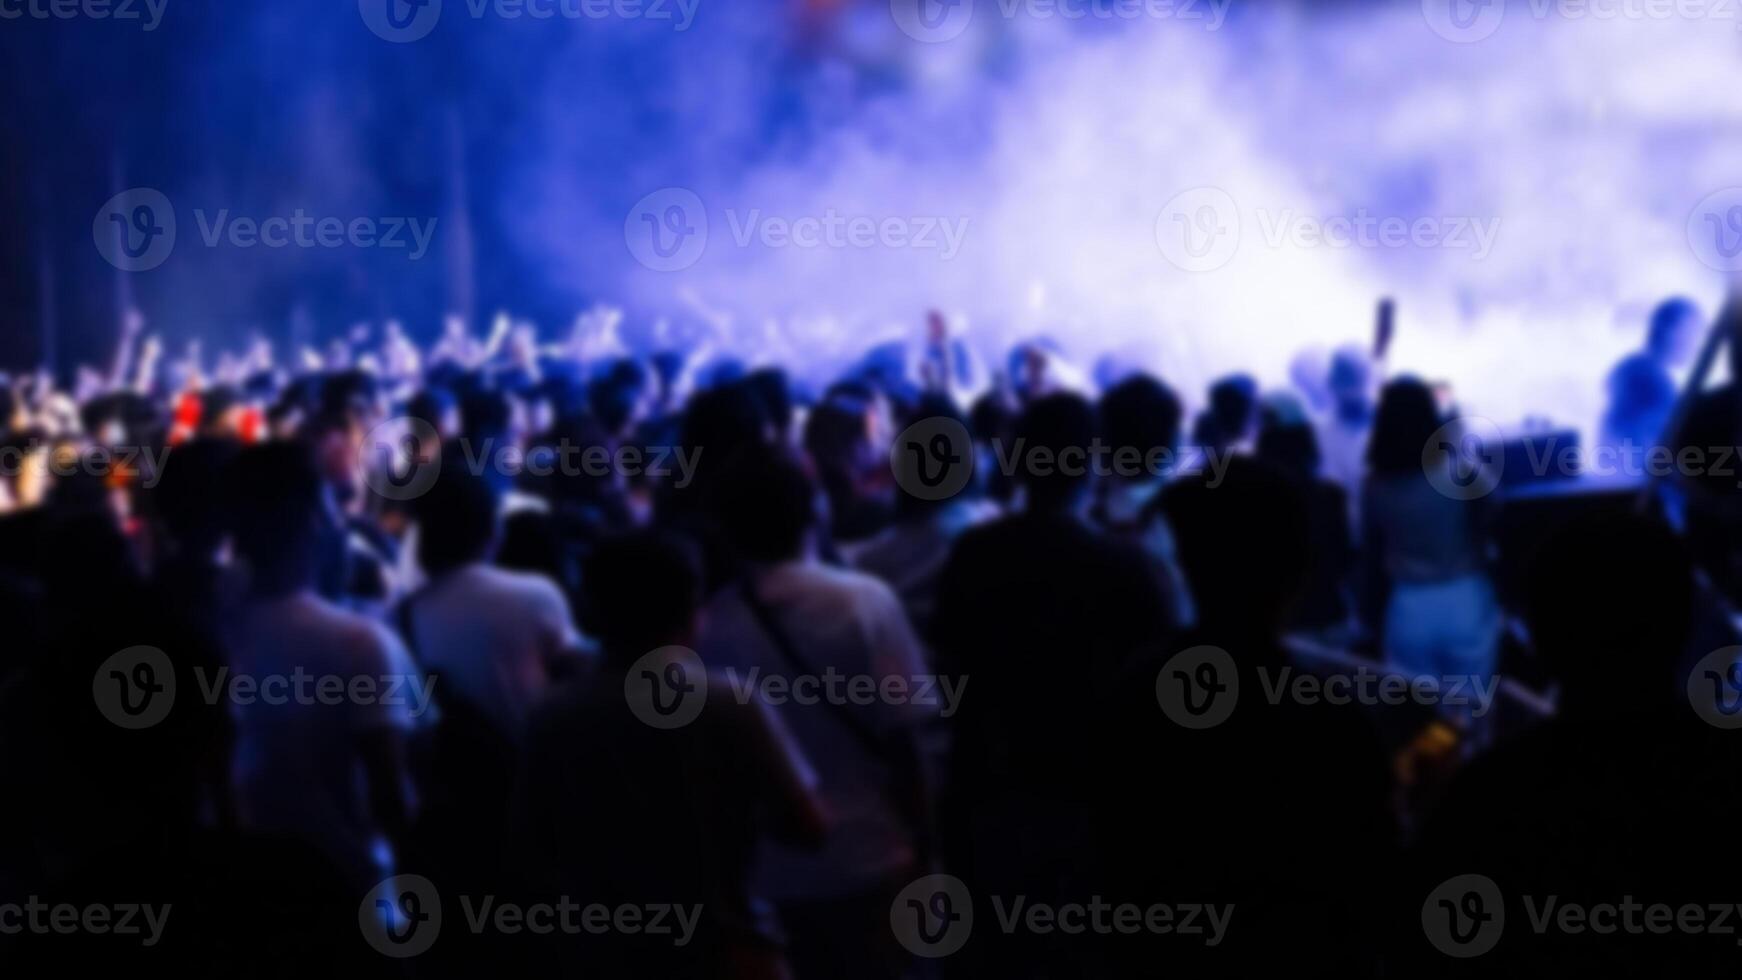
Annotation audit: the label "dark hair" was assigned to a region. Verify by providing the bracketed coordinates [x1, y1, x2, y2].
[744, 368, 794, 436]
[227, 442, 327, 588]
[582, 530, 702, 663]
[320, 370, 380, 420]
[405, 388, 457, 434]
[460, 388, 513, 444]
[590, 359, 650, 436]
[1256, 406, 1322, 482]
[1016, 393, 1096, 510]
[153, 438, 242, 555]
[680, 383, 770, 495]
[711, 444, 816, 563]
[1160, 456, 1309, 636]
[1647, 296, 1699, 355]
[1367, 377, 1443, 477]
[1099, 373, 1182, 459]
[415, 443, 502, 575]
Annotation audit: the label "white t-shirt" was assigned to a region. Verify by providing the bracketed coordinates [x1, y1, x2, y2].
[698, 560, 933, 900]
[228, 591, 424, 889]
[404, 563, 581, 739]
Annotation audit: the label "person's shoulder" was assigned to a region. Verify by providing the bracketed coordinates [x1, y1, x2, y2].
[306, 598, 412, 673]
[791, 561, 906, 618]
[462, 563, 569, 610]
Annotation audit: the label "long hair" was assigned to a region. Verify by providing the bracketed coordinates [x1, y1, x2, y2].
[1367, 377, 1443, 478]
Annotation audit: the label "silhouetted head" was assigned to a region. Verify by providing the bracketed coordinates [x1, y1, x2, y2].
[1256, 393, 1322, 482]
[228, 441, 330, 596]
[680, 382, 770, 495]
[1646, 296, 1702, 368]
[711, 444, 817, 564]
[583, 530, 703, 666]
[1368, 376, 1443, 478]
[744, 367, 794, 439]
[415, 442, 503, 576]
[1328, 344, 1374, 417]
[1524, 512, 1693, 718]
[1016, 392, 1096, 512]
[1099, 373, 1182, 469]
[1161, 456, 1309, 642]
[152, 438, 242, 559]
[1194, 374, 1258, 452]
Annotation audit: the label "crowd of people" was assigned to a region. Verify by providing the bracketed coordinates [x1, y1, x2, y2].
[0, 297, 1737, 976]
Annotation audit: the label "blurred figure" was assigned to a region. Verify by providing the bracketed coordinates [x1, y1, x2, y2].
[852, 394, 998, 634]
[225, 443, 420, 893]
[932, 393, 1172, 976]
[1113, 457, 1392, 977]
[699, 445, 932, 980]
[401, 444, 583, 742]
[1191, 374, 1258, 457]
[1601, 296, 1702, 458]
[804, 384, 895, 545]
[1095, 372, 1193, 629]
[1363, 379, 1499, 710]
[1318, 344, 1377, 494]
[1255, 393, 1355, 635]
[1403, 513, 1738, 974]
[509, 530, 825, 979]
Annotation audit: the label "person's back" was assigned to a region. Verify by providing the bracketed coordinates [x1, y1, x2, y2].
[698, 447, 931, 901]
[224, 443, 420, 892]
[1402, 513, 1739, 972]
[1105, 457, 1392, 976]
[229, 591, 421, 885]
[401, 444, 583, 740]
[406, 563, 576, 734]
[1362, 380, 1498, 689]
[853, 394, 999, 632]
[930, 395, 1172, 975]
[509, 531, 822, 978]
